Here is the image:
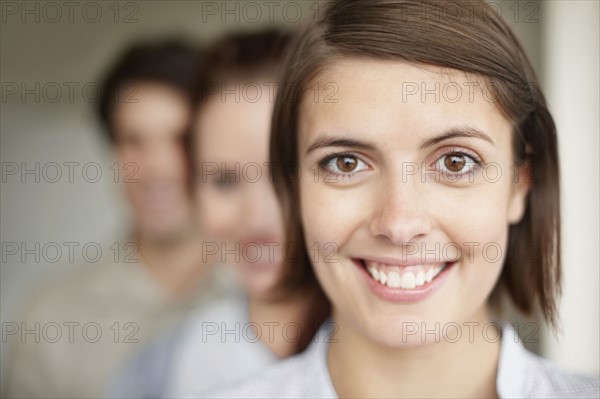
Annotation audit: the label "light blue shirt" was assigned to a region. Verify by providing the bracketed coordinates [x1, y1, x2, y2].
[206, 322, 600, 398]
[110, 293, 277, 398]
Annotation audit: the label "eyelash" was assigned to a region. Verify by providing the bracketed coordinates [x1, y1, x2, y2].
[318, 152, 370, 180]
[317, 148, 483, 180]
[432, 147, 483, 176]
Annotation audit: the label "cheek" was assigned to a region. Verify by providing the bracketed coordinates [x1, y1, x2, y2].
[299, 178, 375, 311]
[433, 183, 511, 303]
[116, 149, 140, 177]
[299, 178, 370, 252]
[118, 148, 157, 186]
[433, 177, 513, 250]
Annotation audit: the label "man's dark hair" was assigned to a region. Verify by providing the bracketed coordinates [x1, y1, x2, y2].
[97, 40, 201, 142]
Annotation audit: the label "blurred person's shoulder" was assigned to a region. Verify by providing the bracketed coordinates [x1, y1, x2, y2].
[16, 249, 162, 322]
[2, 250, 162, 398]
[497, 324, 600, 398]
[16, 243, 237, 326]
[109, 293, 248, 398]
[164, 289, 280, 396]
[202, 321, 338, 399]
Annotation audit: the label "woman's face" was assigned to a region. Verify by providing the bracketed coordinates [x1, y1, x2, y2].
[194, 86, 285, 299]
[298, 59, 529, 347]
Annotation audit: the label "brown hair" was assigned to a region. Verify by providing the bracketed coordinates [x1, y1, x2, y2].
[197, 29, 292, 105]
[271, 0, 561, 327]
[186, 29, 292, 184]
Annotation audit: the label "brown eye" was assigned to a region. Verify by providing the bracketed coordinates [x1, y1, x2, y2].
[444, 154, 466, 172]
[336, 156, 358, 173]
[319, 153, 369, 178]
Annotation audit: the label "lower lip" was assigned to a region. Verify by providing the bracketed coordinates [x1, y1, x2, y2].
[354, 259, 456, 303]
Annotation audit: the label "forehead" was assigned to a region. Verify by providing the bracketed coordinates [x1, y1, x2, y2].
[298, 58, 512, 150]
[194, 92, 274, 163]
[115, 83, 188, 116]
[112, 83, 190, 135]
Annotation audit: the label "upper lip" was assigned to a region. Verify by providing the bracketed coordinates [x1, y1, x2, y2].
[356, 256, 454, 267]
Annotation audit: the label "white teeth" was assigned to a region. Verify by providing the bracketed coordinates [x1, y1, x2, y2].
[367, 266, 379, 281]
[400, 272, 416, 289]
[416, 271, 425, 286]
[379, 270, 387, 285]
[425, 269, 434, 283]
[365, 261, 451, 289]
[386, 271, 401, 288]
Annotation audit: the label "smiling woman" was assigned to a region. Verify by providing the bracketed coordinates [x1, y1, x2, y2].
[206, 0, 599, 398]
[297, 59, 527, 334]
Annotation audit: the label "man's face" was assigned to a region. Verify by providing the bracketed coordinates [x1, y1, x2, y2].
[112, 82, 193, 240]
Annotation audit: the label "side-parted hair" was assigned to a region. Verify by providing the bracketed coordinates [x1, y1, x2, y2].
[271, 0, 561, 327]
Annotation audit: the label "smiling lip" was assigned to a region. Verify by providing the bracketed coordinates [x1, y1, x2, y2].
[353, 258, 457, 303]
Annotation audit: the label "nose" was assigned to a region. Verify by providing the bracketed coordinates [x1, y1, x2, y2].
[369, 178, 432, 245]
[241, 177, 281, 238]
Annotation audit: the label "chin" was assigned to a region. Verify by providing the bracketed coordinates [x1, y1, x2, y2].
[359, 313, 456, 348]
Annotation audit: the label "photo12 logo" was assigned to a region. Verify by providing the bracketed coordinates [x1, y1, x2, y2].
[2, 321, 139, 344]
[1, 162, 139, 184]
[199, 1, 322, 24]
[1, 1, 140, 24]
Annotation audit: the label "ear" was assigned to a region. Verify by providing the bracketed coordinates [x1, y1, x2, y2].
[507, 159, 532, 224]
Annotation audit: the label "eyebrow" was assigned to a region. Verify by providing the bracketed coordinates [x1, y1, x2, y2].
[305, 126, 495, 155]
[419, 127, 495, 149]
[306, 137, 376, 154]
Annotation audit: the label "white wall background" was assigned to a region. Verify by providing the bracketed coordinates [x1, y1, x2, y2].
[1, 0, 598, 377]
[542, 0, 600, 374]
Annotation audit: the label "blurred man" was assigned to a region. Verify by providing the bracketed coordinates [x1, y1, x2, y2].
[4, 40, 225, 398]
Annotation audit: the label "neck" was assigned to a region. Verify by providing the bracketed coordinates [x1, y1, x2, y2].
[136, 226, 212, 299]
[247, 288, 325, 359]
[328, 307, 500, 399]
